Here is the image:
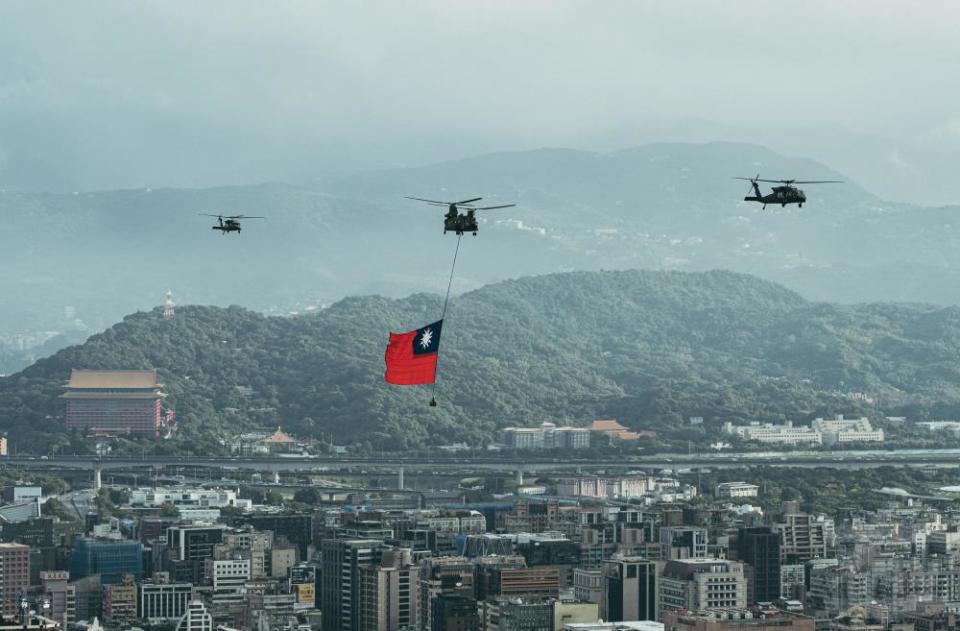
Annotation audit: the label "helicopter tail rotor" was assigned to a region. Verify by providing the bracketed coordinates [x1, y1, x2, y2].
[734, 174, 763, 199]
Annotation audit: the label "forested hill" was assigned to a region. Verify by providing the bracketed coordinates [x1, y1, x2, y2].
[4, 269, 960, 453]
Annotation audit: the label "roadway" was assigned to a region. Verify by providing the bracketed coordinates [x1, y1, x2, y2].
[4, 448, 960, 475]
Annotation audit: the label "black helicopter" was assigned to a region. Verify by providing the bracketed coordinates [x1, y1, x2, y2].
[735, 175, 842, 209]
[405, 196, 516, 235]
[200, 214, 265, 234]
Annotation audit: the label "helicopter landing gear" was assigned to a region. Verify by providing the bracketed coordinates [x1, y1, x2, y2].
[799, 203, 803, 208]
[473, 232, 477, 236]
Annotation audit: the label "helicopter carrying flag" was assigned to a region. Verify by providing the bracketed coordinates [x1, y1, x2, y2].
[384, 320, 444, 386]
[388, 194, 518, 406]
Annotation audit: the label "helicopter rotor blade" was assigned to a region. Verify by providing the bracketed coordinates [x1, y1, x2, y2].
[790, 180, 844, 185]
[472, 204, 516, 211]
[224, 215, 265, 219]
[404, 196, 450, 205]
[453, 197, 483, 205]
[199, 213, 224, 218]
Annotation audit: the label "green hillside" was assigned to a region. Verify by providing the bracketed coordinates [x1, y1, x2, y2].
[3, 269, 960, 454]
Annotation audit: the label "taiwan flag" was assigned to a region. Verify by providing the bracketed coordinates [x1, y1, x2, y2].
[384, 320, 443, 385]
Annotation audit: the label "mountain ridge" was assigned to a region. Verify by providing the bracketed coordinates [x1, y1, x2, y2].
[3, 268, 960, 454]
[4, 141, 960, 375]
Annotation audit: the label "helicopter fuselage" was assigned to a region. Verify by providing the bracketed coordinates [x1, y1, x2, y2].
[443, 209, 480, 235]
[212, 220, 242, 233]
[745, 185, 806, 208]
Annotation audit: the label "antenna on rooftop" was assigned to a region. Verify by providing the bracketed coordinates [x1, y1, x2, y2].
[163, 290, 175, 320]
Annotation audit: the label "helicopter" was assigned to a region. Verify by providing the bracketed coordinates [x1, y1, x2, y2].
[735, 174, 842, 209]
[200, 214, 265, 234]
[404, 196, 516, 236]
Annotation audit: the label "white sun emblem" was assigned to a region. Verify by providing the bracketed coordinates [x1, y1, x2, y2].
[419, 328, 434, 349]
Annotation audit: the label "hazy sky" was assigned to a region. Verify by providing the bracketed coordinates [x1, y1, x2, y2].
[2, 1, 959, 204]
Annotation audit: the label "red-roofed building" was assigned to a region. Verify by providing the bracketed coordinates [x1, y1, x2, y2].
[587, 419, 655, 441]
[262, 427, 297, 453]
[62, 369, 166, 435]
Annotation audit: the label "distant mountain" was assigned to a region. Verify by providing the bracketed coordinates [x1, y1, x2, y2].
[4, 269, 960, 454]
[4, 141, 960, 371]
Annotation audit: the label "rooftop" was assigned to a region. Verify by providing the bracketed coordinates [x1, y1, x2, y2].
[65, 369, 161, 389]
[588, 419, 628, 432]
[263, 427, 296, 444]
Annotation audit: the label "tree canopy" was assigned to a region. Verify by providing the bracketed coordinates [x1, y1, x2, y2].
[3, 269, 960, 452]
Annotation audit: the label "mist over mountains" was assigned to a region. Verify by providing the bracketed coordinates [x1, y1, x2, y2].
[3, 141, 960, 372]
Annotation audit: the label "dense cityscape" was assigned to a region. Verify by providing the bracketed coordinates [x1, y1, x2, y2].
[4, 370, 960, 631]
[4, 4, 960, 631]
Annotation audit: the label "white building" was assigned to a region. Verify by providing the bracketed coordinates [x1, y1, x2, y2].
[176, 601, 213, 631]
[812, 415, 884, 444]
[609, 477, 654, 499]
[659, 559, 747, 613]
[205, 558, 251, 613]
[573, 568, 602, 604]
[722, 421, 822, 446]
[139, 581, 194, 623]
[131, 487, 251, 510]
[557, 478, 608, 498]
[501, 422, 590, 450]
[715, 482, 759, 499]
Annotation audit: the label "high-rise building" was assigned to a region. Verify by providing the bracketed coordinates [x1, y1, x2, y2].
[204, 558, 250, 621]
[774, 513, 834, 564]
[927, 531, 960, 556]
[165, 524, 225, 584]
[659, 559, 747, 614]
[70, 538, 144, 585]
[231, 513, 313, 559]
[431, 594, 480, 631]
[660, 527, 708, 560]
[40, 571, 73, 629]
[62, 369, 166, 435]
[600, 557, 659, 623]
[737, 527, 781, 604]
[102, 574, 138, 630]
[139, 579, 193, 623]
[574, 568, 602, 604]
[358, 548, 419, 631]
[1, 517, 56, 547]
[0, 543, 31, 615]
[475, 566, 560, 601]
[220, 528, 272, 578]
[516, 536, 581, 587]
[780, 564, 806, 600]
[321, 539, 385, 631]
[270, 541, 298, 579]
[418, 557, 476, 631]
[70, 575, 102, 622]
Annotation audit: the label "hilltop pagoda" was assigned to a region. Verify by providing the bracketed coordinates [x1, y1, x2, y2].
[62, 369, 166, 435]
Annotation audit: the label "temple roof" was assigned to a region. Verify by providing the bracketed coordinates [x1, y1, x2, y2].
[262, 427, 295, 444]
[588, 419, 628, 432]
[65, 369, 161, 389]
